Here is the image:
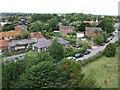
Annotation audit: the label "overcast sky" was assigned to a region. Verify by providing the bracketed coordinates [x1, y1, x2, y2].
[0, 0, 119, 15]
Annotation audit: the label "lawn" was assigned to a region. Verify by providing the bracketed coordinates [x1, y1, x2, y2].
[82, 54, 118, 88]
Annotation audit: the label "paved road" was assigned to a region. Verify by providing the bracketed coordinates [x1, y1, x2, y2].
[76, 31, 120, 61]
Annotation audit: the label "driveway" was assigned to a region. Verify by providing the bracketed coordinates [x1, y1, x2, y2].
[76, 31, 120, 61]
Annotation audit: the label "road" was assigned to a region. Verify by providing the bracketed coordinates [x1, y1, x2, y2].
[76, 31, 120, 61]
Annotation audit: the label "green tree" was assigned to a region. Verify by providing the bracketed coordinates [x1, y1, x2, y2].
[47, 18, 59, 31]
[2, 60, 27, 88]
[15, 61, 68, 88]
[93, 34, 104, 45]
[59, 59, 84, 88]
[49, 38, 64, 61]
[104, 43, 117, 57]
[105, 22, 114, 33]
[29, 21, 43, 32]
[2, 23, 14, 32]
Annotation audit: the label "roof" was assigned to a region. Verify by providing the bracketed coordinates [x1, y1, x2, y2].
[85, 27, 102, 32]
[32, 38, 51, 48]
[28, 32, 44, 39]
[0, 30, 22, 38]
[52, 37, 69, 45]
[0, 40, 8, 47]
[59, 26, 74, 30]
[8, 38, 38, 47]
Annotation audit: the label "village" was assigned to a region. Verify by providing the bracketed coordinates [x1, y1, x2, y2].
[0, 13, 119, 62]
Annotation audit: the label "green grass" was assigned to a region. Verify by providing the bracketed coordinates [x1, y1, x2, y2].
[82, 54, 118, 88]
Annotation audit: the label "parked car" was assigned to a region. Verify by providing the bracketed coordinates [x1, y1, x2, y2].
[67, 56, 76, 60]
[75, 53, 84, 58]
[100, 42, 105, 46]
[84, 50, 91, 55]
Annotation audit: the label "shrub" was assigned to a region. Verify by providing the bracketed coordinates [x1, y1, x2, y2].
[104, 43, 117, 57]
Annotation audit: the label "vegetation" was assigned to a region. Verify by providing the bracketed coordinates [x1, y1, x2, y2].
[83, 55, 118, 88]
[93, 34, 104, 45]
[104, 43, 117, 57]
[49, 38, 64, 61]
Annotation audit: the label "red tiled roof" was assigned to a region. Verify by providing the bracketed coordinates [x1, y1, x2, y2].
[28, 32, 44, 39]
[0, 30, 22, 38]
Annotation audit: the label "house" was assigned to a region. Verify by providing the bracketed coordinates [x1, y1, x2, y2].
[8, 39, 38, 51]
[59, 26, 74, 34]
[15, 25, 28, 31]
[14, 25, 22, 31]
[28, 32, 44, 39]
[0, 30, 22, 41]
[32, 37, 69, 52]
[52, 37, 69, 47]
[0, 40, 8, 52]
[85, 27, 102, 38]
[32, 38, 52, 52]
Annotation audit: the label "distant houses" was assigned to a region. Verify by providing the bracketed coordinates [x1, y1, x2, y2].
[59, 26, 74, 34]
[85, 27, 102, 38]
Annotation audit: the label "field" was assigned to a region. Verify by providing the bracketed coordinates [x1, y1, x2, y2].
[83, 52, 118, 88]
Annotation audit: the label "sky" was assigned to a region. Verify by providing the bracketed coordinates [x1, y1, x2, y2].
[0, 0, 120, 15]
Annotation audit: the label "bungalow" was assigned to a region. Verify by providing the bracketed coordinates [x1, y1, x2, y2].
[0, 40, 8, 52]
[85, 27, 102, 38]
[8, 39, 37, 51]
[32, 37, 69, 52]
[59, 26, 74, 34]
[28, 32, 44, 39]
[32, 38, 51, 52]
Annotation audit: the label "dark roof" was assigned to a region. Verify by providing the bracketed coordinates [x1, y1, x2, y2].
[85, 27, 102, 32]
[52, 37, 69, 45]
[8, 38, 38, 47]
[32, 38, 51, 48]
[59, 26, 74, 30]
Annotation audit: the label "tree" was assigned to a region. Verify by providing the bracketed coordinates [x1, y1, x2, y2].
[104, 43, 117, 57]
[2, 60, 27, 88]
[29, 21, 43, 32]
[15, 61, 68, 88]
[2, 23, 14, 32]
[49, 38, 64, 61]
[93, 34, 104, 45]
[59, 59, 99, 88]
[79, 22, 90, 31]
[59, 59, 84, 88]
[105, 22, 114, 33]
[97, 17, 114, 33]
[47, 18, 59, 31]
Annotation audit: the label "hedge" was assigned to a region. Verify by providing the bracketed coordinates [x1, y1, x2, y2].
[78, 50, 105, 66]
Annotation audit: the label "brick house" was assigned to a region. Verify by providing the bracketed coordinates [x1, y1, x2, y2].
[59, 26, 74, 34]
[85, 27, 102, 38]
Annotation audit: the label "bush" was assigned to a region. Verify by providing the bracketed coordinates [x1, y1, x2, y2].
[104, 43, 117, 57]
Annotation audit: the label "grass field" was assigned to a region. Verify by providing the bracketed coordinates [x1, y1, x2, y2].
[83, 53, 118, 88]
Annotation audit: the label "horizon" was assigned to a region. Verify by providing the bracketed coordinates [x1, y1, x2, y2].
[0, 0, 120, 16]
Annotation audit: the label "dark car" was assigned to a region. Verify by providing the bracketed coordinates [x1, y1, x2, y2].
[84, 50, 91, 55]
[75, 53, 84, 58]
[100, 42, 105, 46]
